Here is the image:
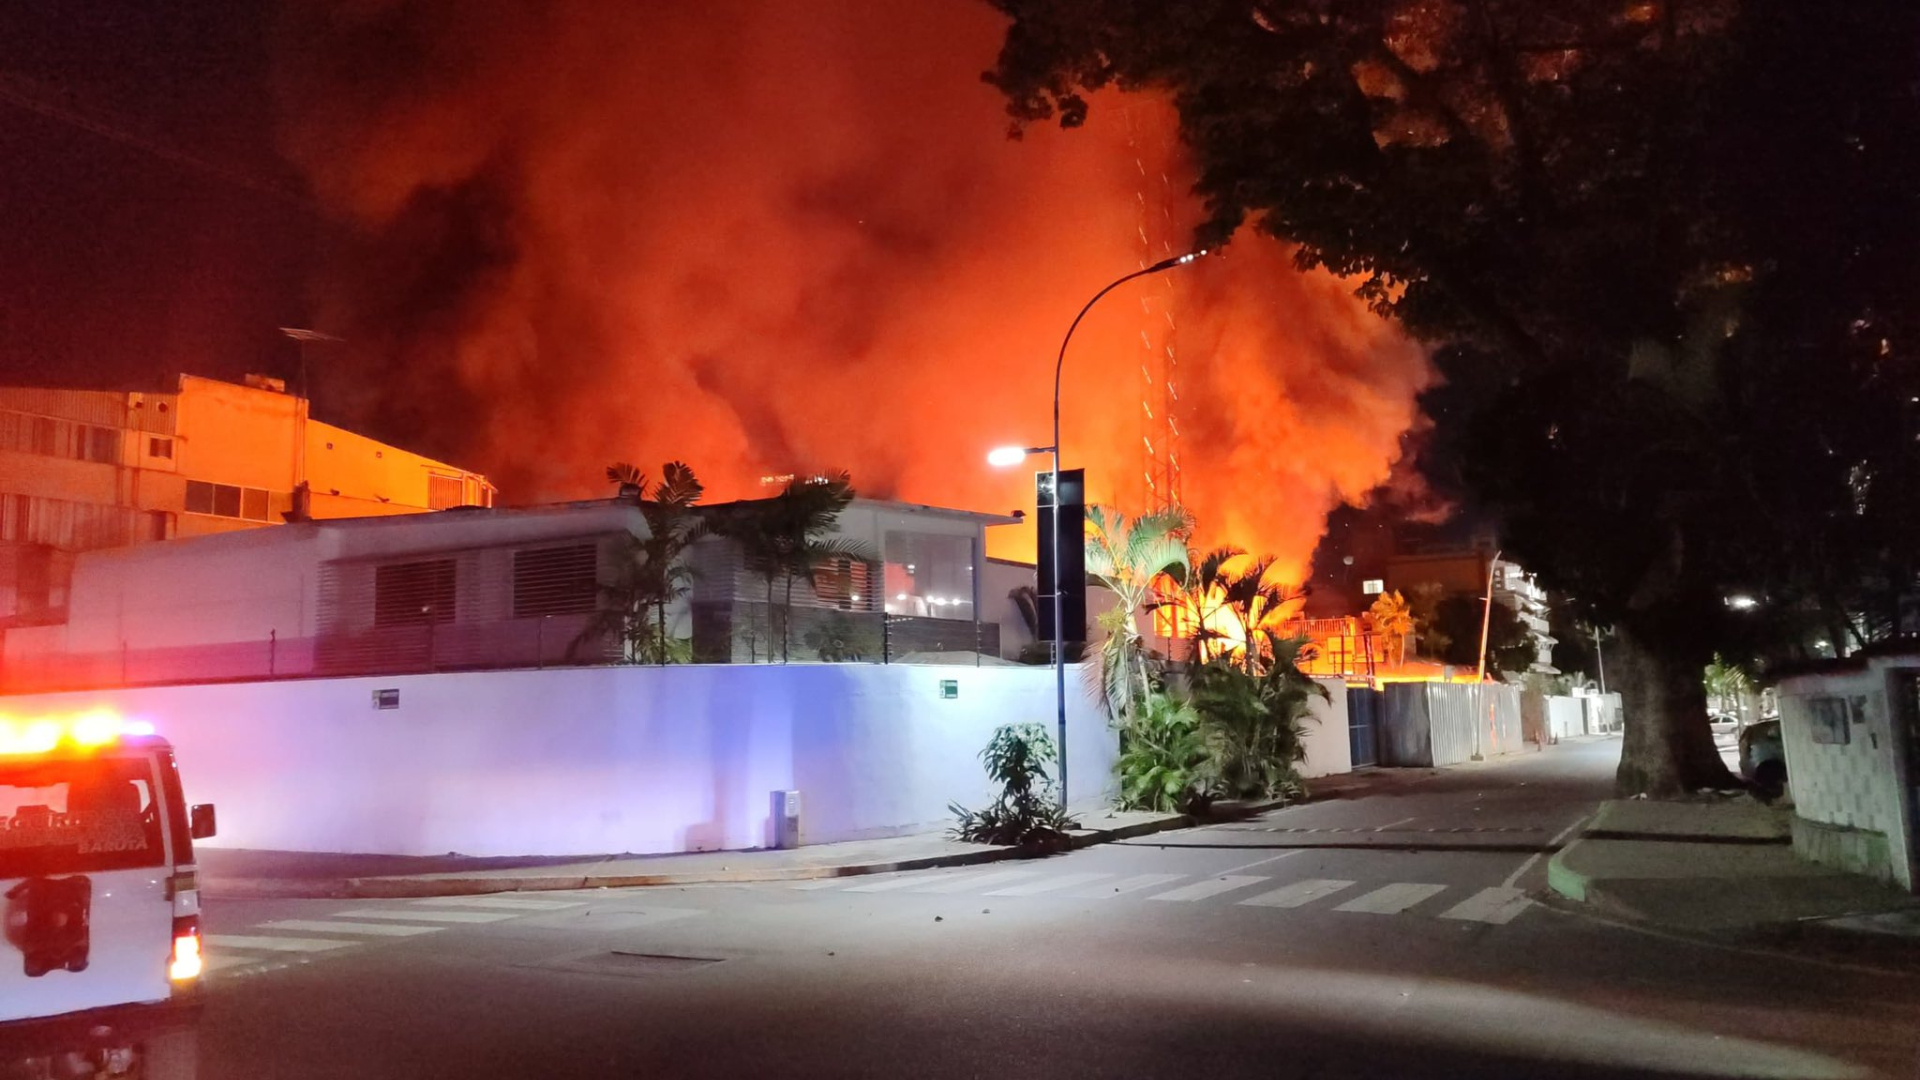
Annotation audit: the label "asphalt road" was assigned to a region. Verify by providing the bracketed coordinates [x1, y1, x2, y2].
[186, 739, 1920, 1079]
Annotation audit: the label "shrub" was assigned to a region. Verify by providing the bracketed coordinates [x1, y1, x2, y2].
[950, 723, 1078, 846]
[802, 612, 881, 662]
[1189, 632, 1328, 801]
[1114, 692, 1214, 813]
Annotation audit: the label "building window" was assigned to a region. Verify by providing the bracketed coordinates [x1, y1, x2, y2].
[373, 560, 457, 627]
[882, 530, 975, 619]
[2, 494, 29, 542]
[185, 480, 273, 521]
[812, 557, 875, 611]
[82, 426, 117, 464]
[428, 474, 467, 510]
[241, 488, 270, 521]
[0, 412, 122, 465]
[1806, 696, 1852, 745]
[148, 437, 173, 459]
[512, 545, 598, 618]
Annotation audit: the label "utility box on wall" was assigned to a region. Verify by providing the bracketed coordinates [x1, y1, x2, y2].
[771, 789, 802, 849]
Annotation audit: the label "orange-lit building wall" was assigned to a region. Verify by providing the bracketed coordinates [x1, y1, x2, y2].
[0, 374, 494, 624]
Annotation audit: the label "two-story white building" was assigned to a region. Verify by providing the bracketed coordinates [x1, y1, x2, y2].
[0, 496, 1019, 692]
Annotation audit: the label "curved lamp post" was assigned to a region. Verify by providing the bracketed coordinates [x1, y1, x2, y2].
[989, 249, 1208, 809]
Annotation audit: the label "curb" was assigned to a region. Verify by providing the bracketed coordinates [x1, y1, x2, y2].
[1543, 838, 1920, 976]
[203, 799, 1285, 901]
[1545, 838, 1591, 903]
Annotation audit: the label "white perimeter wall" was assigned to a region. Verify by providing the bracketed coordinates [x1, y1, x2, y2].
[1298, 678, 1353, 779]
[1, 663, 1117, 858]
[1546, 696, 1586, 740]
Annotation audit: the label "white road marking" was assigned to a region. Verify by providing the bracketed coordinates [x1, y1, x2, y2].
[1501, 813, 1592, 889]
[1064, 872, 1186, 898]
[1372, 815, 1417, 832]
[1147, 875, 1269, 902]
[257, 919, 444, 937]
[201, 953, 260, 972]
[908, 870, 1038, 894]
[1238, 879, 1356, 909]
[842, 873, 956, 893]
[983, 872, 1112, 897]
[332, 908, 519, 924]
[412, 896, 585, 911]
[204, 934, 354, 953]
[1215, 849, 1306, 876]
[1332, 882, 1447, 915]
[520, 908, 703, 931]
[1439, 886, 1533, 925]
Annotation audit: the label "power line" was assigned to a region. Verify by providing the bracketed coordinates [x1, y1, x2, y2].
[0, 69, 315, 210]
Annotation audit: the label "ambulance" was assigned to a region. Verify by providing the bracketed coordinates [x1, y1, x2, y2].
[0, 711, 214, 1076]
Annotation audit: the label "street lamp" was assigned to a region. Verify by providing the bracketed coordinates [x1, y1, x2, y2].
[1475, 549, 1503, 683]
[989, 248, 1209, 810]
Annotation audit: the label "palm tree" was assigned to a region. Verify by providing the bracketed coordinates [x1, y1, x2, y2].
[1216, 558, 1309, 674]
[576, 461, 707, 664]
[1369, 589, 1416, 669]
[1084, 505, 1193, 720]
[718, 472, 873, 662]
[1177, 545, 1245, 665]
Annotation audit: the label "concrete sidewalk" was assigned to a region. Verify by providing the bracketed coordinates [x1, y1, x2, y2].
[199, 767, 1460, 900]
[1547, 797, 1920, 950]
[201, 802, 1223, 900]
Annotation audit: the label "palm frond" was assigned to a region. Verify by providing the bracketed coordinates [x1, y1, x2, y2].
[1195, 546, 1244, 587]
[799, 536, 877, 566]
[606, 462, 644, 488]
[653, 460, 705, 507]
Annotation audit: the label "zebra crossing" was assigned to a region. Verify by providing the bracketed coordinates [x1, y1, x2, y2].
[203, 894, 586, 977]
[791, 868, 1532, 925]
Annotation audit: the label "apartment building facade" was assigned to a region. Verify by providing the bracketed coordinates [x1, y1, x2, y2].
[0, 373, 494, 628]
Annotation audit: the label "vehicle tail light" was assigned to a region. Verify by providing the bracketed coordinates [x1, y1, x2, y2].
[169, 915, 202, 982]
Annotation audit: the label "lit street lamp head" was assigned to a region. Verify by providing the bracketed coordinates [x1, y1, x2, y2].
[1145, 249, 1209, 273]
[987, 445, 1050, 468]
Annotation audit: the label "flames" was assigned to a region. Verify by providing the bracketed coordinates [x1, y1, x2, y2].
[273, 0, 1431, 567]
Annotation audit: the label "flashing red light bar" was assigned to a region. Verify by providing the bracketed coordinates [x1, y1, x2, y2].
[0, 710, 155, 755]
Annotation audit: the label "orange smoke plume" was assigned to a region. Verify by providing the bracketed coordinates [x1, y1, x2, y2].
[273, 0, 1430, 570]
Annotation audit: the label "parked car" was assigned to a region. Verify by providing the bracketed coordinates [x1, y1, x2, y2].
[1738, 718, 1787, 799]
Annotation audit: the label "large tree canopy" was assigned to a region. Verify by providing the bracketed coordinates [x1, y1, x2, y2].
[987, 0, 1920, 795]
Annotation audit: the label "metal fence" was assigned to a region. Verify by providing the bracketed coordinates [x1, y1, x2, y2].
[0, 611, 1011, 695]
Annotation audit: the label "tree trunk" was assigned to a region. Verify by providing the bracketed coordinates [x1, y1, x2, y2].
[1611, 621, 1739, 797]
[765, 574, 778, 665]
[656, 598, 669, 666]
[782, 573, 795, 663]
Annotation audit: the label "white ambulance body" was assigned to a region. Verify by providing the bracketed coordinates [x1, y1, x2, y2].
[0, 712, 213, 1077]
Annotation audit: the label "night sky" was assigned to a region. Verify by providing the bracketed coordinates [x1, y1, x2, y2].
[0, 0, 313, 392]
[0, 1, 1428, 574]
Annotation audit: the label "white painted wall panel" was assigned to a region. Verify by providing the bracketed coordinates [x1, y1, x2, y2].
[1297, 677, 1352, 779]
[1, 663, 1117, 858]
